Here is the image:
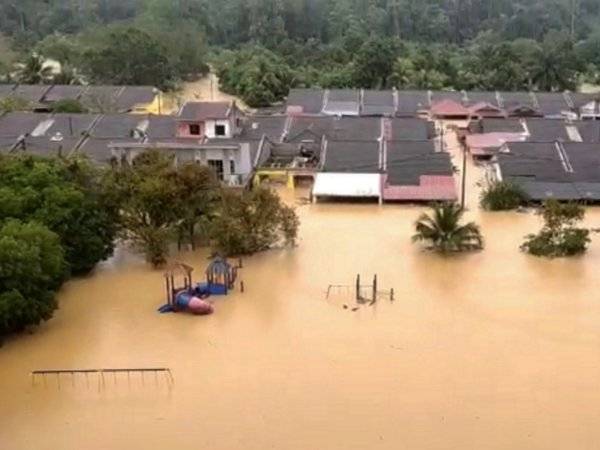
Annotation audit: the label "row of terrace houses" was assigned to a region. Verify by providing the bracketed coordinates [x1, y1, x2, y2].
[0, 100, 458, 202]
[285, 89, 600, 120]
[466, 118, 600, 159]
[0, 84, 160, 114]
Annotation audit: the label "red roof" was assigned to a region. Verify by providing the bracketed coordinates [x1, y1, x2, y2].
[430, 99, 470, 117]
[466, 132, 525, 155]
[468, 102, 506, 118]
[383, 175, 457, 201]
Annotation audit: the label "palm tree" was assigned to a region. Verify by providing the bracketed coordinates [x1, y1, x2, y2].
[15, 53, 53, 84]
[412, 203, 483, 253]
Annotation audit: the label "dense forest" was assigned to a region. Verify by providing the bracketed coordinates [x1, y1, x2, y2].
[1, 0, 600, 106]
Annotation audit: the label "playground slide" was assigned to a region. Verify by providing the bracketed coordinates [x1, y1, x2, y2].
[175, 292, 214, 315]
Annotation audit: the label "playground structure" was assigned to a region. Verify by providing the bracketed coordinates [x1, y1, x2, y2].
[158, 257, 242, 315]
[326, 274, 394, 309]
[31, 368, 174, 390]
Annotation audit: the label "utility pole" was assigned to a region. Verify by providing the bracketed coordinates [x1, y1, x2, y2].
[461, 141, 467, 210]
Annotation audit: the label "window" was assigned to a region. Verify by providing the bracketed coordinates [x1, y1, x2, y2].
[215, 124, 226, 136]
[229, 160, 235, 175]
[189, 124, 201, 135]
[208, 159, 224, 180]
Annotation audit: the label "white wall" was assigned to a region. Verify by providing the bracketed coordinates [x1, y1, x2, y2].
[204, 119, 233, 138]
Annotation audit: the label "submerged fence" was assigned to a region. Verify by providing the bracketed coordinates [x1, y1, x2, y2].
[31, 367, 174, 390]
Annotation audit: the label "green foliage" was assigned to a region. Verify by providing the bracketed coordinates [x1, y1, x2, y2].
[521, 200, 592, 257]
[82, 26, 175, 89]
[50, 99, 88, 113]
[107, 150, 220, 267]
[214, 47, 294, 107]
[211, 187, 299, 256]
[0, 155, 119, 274]
[413, 203, 484, 253]
[0, 97, 31, 113]
[15, 53, 53, 84]
[0, 220, 66, 335]
[480, 180, 527, 211]
[352, 38, 398, 89]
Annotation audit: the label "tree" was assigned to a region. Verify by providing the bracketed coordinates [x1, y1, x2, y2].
[352, 38, 398, 88]
[15, 53, 52, 84]
[82, 26, 175, 89]
[210, 187, 299, 255]
[412, 203, 484, 253]
[107, 150, 220, 267]
[480, 180, 527, 211]
[0, 220, 66, 336]
[521, 200, 592, 257]
[0, 155, 119, 274]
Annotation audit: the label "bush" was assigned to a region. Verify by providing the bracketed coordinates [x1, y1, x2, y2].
[0, 220, 66, 335]
[521, 200, 592, 257]
[480, 180, 526, 211]
[51, 99, 88, 113]
[211, 187, 299, 255]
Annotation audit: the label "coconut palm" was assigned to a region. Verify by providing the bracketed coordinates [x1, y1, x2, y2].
[15, 53, 53, 84]
[412, 203, 483, 253]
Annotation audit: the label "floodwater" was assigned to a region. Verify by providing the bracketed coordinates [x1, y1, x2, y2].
[3, 128, 600, 449]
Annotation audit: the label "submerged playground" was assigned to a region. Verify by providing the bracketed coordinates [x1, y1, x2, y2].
[3, 199, 600, 450]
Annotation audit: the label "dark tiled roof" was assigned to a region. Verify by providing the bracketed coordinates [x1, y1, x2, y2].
[115, 86, 157, 112]
[42, 85, 85, 103]
[11, 85, 52, 103]
[0, 136, 18, 152]
[77, 138, 136, 164]
[14, 136, 81, 158]
[525, 119, 571, 142]
[179, 102, 231, 121]
[574, 120, 600, 142]
[480, 118, 524, 133]
[322, 140, 380, 173]
[362, 90, 395, 116]
[386, 141, 452, 185]
[465, 91, 499, 106]
[323, 89, 360, 115]
[80, 86, 123, 112]
[40, 114, 97, 138]
[89, 114, 144, 138]
[328, 117, 381, 141]
[240, 116, 286, 141]
[287, 116, 335, 143]
[0, 84, 16, 99]
[0, 112, 46, 137]
[389, 118, 432, 140]
[430, 91, 465, 104]
[534, 93, 570, 117]
[499, 92, 535, 108]
[396, 91, 429, 116]
[286, 89, 324, 114]
[570, 93, 599, 109]
[145, 115, 177, 140]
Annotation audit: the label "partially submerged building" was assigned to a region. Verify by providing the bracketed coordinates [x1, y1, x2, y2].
[493, 141, 600, 201]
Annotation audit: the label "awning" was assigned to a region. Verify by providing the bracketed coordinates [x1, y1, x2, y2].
[313, 173, 381, 198]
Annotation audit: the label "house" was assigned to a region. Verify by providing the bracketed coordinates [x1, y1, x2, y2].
[499, 92, 542, 118]
[286, 88, 324, 115]
[9, 85, 52, 111]
[177, 101, 241, 139]
[534, 92, 572, 119]
[312, 140, 382, 202]
[570, 93, 600, 120]
[466, 132, 526, 159]
[465, 91, 501, 107]
[322, 89, 360, 116]
[0, 112, 49, 153]
[79, 86, 123, 113]
[115, 86, 160, 114]
[362, 90, 395, 116]
[382, 141, 457, 202]
[493, 141, 600, 201]
[467, 102, 507, 119]
[41, 85, 85, 105]
[396, 91, 430, 117]
[430, 99, 470, 120]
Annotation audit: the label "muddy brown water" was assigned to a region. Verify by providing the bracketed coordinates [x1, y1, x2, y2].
[3, 130, 600, 449]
